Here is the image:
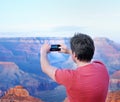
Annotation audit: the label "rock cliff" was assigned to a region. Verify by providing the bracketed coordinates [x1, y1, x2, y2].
[0, 85, 43, 102]
[106, 90, 120, 102]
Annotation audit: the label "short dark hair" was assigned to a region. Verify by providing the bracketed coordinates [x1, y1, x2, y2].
[70, 33, 95, 62]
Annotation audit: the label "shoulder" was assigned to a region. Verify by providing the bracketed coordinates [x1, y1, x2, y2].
[92, 60, 106, 67]
[55, 69, 75, 79]
[92, 60, 109, 75]
[93, 60, 104, 64]
[56, 69, 74, 75]
[55, 69, 75, 85]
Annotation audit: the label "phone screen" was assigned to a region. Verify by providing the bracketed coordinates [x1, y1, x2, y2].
[50, 45, 61, 51]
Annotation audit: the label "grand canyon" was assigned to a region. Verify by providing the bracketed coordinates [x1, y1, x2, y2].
[0, 37, 120, 102]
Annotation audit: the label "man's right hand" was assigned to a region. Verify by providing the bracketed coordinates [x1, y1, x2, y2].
[59, 44, 72, 54]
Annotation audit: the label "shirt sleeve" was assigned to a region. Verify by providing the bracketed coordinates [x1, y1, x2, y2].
[55, 69, 74, 86]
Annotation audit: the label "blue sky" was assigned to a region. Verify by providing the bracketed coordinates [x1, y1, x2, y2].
[0, 0, 120, 42]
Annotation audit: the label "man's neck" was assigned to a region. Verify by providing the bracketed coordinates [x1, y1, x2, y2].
[77, 61, 91, 67]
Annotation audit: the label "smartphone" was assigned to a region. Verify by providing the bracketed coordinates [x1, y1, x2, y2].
[50, 44, 61, 51]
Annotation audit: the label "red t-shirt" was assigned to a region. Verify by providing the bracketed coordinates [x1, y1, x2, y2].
[55, 61, 109, 102]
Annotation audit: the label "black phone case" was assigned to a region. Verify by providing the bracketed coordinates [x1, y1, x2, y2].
[50, 45, 61, 51]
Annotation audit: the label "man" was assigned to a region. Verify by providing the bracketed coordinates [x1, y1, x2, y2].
[40, 33, 109, 102]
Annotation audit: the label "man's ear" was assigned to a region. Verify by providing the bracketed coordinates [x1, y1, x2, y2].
[72, 52, 75, 57]
[72, 52, 77, 62]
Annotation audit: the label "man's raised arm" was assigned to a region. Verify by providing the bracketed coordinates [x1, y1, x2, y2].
[40, 44, 71, 81]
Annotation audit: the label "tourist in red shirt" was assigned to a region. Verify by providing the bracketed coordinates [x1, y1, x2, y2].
[40, 33, 109, 102]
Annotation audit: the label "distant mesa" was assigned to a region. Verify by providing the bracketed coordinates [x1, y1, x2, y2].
[0, 85, 43, 102]
[111, 70, 120, 79]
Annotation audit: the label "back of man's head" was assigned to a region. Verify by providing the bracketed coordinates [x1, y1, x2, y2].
[70, 33, 95, 62]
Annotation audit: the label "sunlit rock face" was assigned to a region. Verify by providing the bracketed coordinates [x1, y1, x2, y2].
[0, 85, 43, 102]
[106, 90, 120, 102]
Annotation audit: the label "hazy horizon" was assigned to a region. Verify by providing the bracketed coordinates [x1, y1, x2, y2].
[0, 29, 119, 43]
